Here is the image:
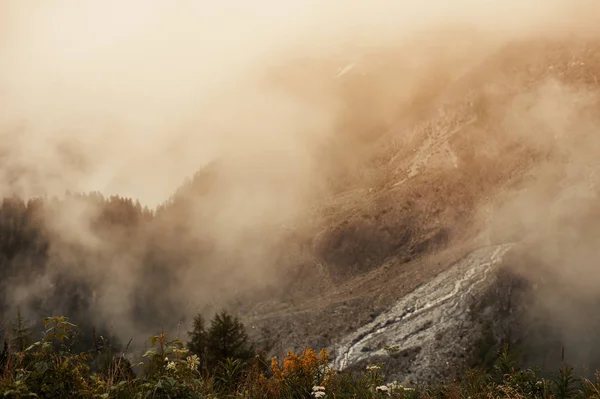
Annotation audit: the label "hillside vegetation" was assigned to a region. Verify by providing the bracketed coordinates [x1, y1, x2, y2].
[2, 314, 600, 398]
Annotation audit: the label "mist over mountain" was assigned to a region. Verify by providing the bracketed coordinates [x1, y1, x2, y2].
[3, 0, 600, 387]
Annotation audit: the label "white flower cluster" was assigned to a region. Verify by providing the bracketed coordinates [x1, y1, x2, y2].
[166, 361, 176, 371]
[386, 381, 415, 393]
[312, 385, 326, 398]
[366, 364, 381, 371]
[187, 354, 200, 371]
[375, 385, 389, 392]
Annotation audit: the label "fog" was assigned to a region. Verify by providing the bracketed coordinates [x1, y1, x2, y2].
[3, 0, 600, 362]
[1, 0, 597, 206]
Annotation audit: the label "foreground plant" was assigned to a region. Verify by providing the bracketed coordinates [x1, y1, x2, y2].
[2, 316, 600, 398]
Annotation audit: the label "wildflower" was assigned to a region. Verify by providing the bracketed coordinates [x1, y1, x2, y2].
[376, 385, 389, 392]
[271, 357, 283, 379]
[164, 357, 169, 362]
[187, 354, 200, 371]
[174, 348, 189, 357]
[366, 364, 381, 371]
[301, 348, 319, 373]
[166, 361, 176, 371]
[386, 381, 415, 392]
[312, 385, 326, 398]
[319, 348, 330, 364]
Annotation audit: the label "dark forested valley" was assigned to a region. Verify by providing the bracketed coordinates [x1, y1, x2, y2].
[0, 164, 292, 354]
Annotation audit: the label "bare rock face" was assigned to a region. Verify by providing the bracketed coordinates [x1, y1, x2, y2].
[332, 244, 514, 384]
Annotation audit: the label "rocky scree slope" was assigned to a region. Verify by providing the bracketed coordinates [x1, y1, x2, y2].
[245, 37, 600, 382]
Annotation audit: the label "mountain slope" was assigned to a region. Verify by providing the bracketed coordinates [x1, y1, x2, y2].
[242, 36, 600, 381]
[2, 34, 600, 383]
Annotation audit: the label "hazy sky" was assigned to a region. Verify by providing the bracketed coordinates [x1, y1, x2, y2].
[1, 0, 597, 206]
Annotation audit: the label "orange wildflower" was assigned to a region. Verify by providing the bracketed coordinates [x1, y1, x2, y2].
[301, 348, 318, 373]
[271, 357, 283, 380]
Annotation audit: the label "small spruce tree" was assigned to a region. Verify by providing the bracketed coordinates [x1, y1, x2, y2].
[12, 309, 31, 352]
[0, 340, 8, 374]
[187, 314, 208, 365]
[205, 311, 253, 368]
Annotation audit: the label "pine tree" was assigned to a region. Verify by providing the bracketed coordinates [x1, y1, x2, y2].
[12, 309, 31, 352]
[0, 340, 8, 374]
[187, 314, 208, 364]
[205, 311, 253, 368]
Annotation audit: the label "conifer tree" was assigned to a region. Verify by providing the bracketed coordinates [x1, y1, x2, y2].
[12, 309, 31, 352]
[0, 340, 8, 374]
[205, 311, 253, 368]
[187, 314, 207, 364]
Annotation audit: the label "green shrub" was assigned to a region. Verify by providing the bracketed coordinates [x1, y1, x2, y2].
[2, 315, 600, 399]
